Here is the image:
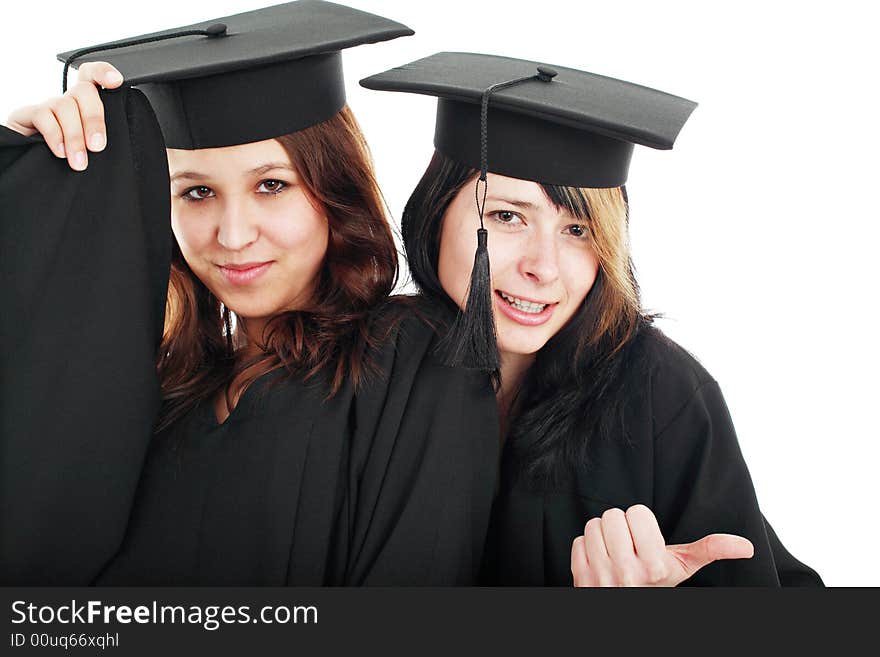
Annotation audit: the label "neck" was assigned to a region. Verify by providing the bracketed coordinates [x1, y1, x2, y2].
[496, 350, 535, 420]
[239, 317, 269, 360]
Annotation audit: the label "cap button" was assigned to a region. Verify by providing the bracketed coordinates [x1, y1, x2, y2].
[536, 66, 558, 82]
[205, 23, 228, 37]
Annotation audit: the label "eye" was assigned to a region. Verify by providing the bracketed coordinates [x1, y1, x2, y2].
[489, 210, 524, 226]
[564, 223, 589, 239]
[257, 179, 287, 194]
[181, 185, 215, 202]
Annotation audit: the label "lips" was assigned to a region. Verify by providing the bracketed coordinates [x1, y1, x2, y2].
[494, 289, 557, 326]
[221, 261, 269, 270]
[497, 290, 553, 312]
[218, 261, 273, 285]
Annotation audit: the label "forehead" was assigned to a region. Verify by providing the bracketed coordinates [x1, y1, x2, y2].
[482, 173, 573, 217]
[483, 173, 544, 200]
[165, 138, 292, 175]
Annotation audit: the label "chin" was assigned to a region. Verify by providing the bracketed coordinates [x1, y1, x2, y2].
[220, 297, 281, 320]
[496, 331, 550, 358]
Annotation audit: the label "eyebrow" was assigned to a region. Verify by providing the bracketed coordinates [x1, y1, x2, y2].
[485, 195, 579, 220]
[169, 162, 296, 183]
[484, 196, 542, 211]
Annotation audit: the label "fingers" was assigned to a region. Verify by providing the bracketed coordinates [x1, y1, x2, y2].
[76, 61, 124, 89]
[711, 534, 755, 560]
[571, 506, 756, 588]
[600, 508, 640, 586]
[572, 505, 673, 587]
[39, 78, 109, 171]
[4, 61, 121, 170]
[573, 511, 635, 587]
[570, 535, 593, 587]
[626, 504, 669, 584]
[6, 104, 49, 139]
[666, 533, 755, 585]
[69, 81, 107, 153]
[584, 517, 614, 586]
[51, 94, 89, 170]
[673, 533, 755, 565]
[71, 63, 121, 158]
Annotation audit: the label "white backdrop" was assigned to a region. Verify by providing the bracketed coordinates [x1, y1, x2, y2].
[3, 0, 877, 586]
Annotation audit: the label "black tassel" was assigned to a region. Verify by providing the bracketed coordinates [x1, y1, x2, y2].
[61, 23, 227, 93]
[442, 227, 500, 370]
[441, 67, 557, 372]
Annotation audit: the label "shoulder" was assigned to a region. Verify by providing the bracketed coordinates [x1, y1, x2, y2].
[354, 296, 494, 423]
[627, 324, 715, 389]
[622, 323, 720, 436]
[365, 294, 455, 350]
[360, 294, 467, 381]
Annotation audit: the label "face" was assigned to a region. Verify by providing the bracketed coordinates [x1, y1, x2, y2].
[438, 173, 600, 360]
[167, 139, 328, 329]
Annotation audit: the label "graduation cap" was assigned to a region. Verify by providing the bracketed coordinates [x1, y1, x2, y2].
[361, 52, 697, 370]
[57, 0, 414, 149]
[360, 51, 697, 188]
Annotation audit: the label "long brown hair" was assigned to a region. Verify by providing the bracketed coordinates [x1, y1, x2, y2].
[156, 106, 397, 433]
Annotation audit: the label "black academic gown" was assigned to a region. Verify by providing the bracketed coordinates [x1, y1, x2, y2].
[480, 325, 823, 586]
[1, 88, 170, 585]
[0, 87, 498, 585]
[97, 312, 499, 586]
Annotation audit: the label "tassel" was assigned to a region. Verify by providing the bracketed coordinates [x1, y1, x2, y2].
[442, 227, 500, 370]
[61, 23, 227, 93]
[441, 67, 557, 371]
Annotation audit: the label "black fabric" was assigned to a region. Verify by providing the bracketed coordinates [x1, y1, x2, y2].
[479, 326, 824, 586]
[435, 98, 634, 188]
[57, 0, 413, 149]
[360, 52, 696, 187]
[96, 311, 499, 585]
[0, 87, 172, 585]
[137, 52, 347, 149]
[0, 89, 498, 586]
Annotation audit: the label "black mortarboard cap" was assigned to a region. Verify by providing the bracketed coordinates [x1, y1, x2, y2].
[360, 52, 697, 188]
[57, 0, 413, 149]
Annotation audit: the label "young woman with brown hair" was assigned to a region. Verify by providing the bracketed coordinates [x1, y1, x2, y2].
[155, 104, 396, 433]
[0, 4, 497, 586]
[362, 52, 823, 586]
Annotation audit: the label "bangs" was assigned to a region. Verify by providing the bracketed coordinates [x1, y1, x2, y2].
[541, 184, 593, 223]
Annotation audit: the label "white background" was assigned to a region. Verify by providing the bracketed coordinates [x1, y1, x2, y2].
[3, 0, 878, 586]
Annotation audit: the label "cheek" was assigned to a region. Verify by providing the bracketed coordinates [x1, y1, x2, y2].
[437, 215, 477, 309]
[561, 248, 601, 315]
[171, 207, 214, 260]
[484, 231, 520, 280]
[262, 195, 328, 253]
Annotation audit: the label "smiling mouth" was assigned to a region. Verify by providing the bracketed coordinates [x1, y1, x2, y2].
[496, 290, 555, 314]
[220, 261, 272, 271]
[217, 261, 273, 285]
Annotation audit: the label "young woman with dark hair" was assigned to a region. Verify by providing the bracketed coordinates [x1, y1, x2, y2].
[0, 5, 497, 586]
[155, 105, 397, 433]
[363, 52, 823, 586]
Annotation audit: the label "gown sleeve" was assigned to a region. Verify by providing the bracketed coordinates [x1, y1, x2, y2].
[342, 309, 500, 585]
[651, 379, 823, 586]
[0, 88, 171, 584]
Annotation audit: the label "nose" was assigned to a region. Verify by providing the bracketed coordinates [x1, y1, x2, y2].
[518, 229, 560, 284]
[215, 197, 259, 251]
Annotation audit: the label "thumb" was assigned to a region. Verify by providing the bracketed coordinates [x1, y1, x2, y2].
[665, 533, 754, 583]
[77, 62, 124, 89]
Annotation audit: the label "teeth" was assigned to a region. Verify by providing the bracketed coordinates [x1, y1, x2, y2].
[500, 292, 547, 314]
